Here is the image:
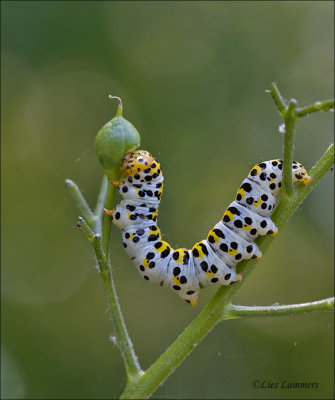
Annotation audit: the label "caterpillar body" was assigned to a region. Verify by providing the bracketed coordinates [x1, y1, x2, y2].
[105, 150, 311, 306]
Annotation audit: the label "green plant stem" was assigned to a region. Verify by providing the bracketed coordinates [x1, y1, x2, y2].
[96, 245, 142, 380]
[269, 84, 334, 119]
[78, 214, 142, 381]
[225, 297, 335, 319]
[101, 181, 116, 256]
[98, 250, 143, 381]
[268, 86, 334, 200]
[121, 284, 238, 400]
[295, 99, 334, 117]
[94, 175, 108, 234]
[282, 99, 297, 198]
[95, 181, 143, 381]
[269, 82, 287, 115]
[70, 177, 142, 382]
[77, 217, 107, 267]
[77, 216, 95, 241]
[120, 143, 335, 399]
[268, 84, 298, 198]
[65, 179, 95, 227]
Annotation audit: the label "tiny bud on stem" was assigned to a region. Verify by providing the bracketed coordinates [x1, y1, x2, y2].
[94, 96, 141, 180]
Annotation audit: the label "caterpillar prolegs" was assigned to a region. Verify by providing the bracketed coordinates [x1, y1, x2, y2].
[104, 151, 311, 306]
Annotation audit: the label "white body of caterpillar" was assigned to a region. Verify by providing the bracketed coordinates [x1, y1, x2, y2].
[106, 151, 311, 306]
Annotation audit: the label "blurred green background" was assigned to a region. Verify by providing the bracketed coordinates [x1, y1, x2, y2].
[1, 1, 334, 399]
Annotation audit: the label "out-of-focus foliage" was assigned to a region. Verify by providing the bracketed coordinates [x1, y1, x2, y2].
[1, 2, 333, 399]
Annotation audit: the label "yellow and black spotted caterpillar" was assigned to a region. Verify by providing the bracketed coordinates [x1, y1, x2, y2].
[104, 150, 311, 306]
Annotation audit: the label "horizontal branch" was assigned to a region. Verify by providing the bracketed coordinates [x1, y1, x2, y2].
[224, 297, 335, 319]
[269, 83, 334, 119]
[295, 99, 334, 118]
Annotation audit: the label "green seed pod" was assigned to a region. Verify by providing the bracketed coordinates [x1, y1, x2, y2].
[94, 96, 141, 180]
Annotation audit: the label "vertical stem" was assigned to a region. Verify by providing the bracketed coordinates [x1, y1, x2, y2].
[101, 182, 116, 256]
[94, 175, 108, 234]
[91, 180, 143, 380]
[95, 237, 142, 380]
[78, 214, 142, 379]
[282, 99, 297, 198]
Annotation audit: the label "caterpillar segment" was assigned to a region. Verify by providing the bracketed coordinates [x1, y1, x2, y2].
[104, 151, 311, 306]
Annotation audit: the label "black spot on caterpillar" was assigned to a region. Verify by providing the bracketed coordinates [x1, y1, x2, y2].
[106, 151, 311, 306]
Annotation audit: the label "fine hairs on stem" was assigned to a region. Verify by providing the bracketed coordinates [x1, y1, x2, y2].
[66, 84, 334, 399]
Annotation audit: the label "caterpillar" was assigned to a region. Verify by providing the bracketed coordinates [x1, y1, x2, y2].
[104, 150, 311, 306]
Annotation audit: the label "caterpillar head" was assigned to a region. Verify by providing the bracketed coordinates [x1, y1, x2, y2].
[120, 150, 162, 183]
[120, 150, 154, 176]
